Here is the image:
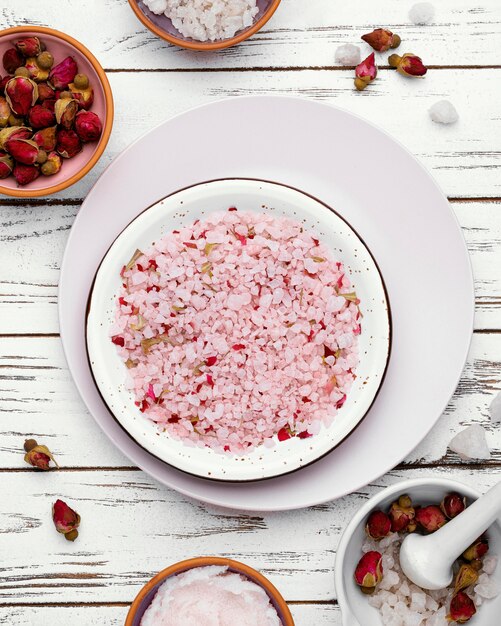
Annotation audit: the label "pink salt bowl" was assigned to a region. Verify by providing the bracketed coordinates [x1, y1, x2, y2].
[125, 556, 295, 625]
[0, 26, 113, 198]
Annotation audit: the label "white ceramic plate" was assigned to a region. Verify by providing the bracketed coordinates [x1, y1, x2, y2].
[59, 96, 474, 510]
[86, 179, 391, 481]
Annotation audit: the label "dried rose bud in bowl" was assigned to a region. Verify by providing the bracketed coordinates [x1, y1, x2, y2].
[0, 26, 113, 197]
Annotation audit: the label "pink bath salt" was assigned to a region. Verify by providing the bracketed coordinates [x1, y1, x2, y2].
[140, 566, 281, 626]
[112, 210, 361, 453]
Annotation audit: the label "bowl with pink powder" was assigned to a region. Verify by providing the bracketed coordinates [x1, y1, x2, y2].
[86, 178, 391, 481]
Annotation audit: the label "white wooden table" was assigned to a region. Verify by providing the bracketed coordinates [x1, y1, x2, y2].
[1, 1, 501, 624]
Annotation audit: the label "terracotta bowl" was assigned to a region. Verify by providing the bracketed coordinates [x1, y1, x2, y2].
[128, 0, 282, 50]
[0, 26, 113, 198]
[125, 556, 294, 625]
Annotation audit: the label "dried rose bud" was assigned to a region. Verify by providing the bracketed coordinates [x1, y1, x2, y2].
[388, 494, 415, 532]
[448, 592, 476, 623]
[23, 438, 59, 470]
[41, 151, 62, 176]
[32, 125, 57, 151]
[42, 98, 56, 113]
[354, 52, 377, 91]
[75, 110, 102, 142]
[463, 538, 489, 561]
[365, 510, 392, 539]
[0, 75, 11, 94]
[2, 47, 23, 74]
[25, 57, 49, 83]
[454, 564, 479, 595]
[0, 96, 10, 128]
[0, 151, 13, 178]
[5, 76, 38, 116]
[28, 104, 56, 129]
[36, 81, 55, 102]
[56, 129, 82, 158]
[5, 138, 39, 165]
[0, 125, 31, 149]
[37, 149, 47, 164]
[69, 83, 94, 110]
[55, 97, 79, 129]
[37, 51, 54, 70]
[49, 56, 78, 90]
[440, 492, 466, 519]
[388, 53, 428, 77]
[52, 499, 80, 541]
[15, 67, 30, 79]
[415, 505, 447, 533]
[354, 551, 383, 589]
[361, 29, 401, 52]
[15, 36, 42, 58]
[13, 163, 39, 186]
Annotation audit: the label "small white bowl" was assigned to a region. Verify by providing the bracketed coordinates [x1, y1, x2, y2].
[86, 178, 391, 482]
[335, 477, 501, 626]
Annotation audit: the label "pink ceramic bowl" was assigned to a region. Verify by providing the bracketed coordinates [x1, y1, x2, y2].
[0, 26, 113, 198]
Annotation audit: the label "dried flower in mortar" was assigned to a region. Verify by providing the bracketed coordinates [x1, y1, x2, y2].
[5, 138, 39, 165]
[28, 104, 55, 129]
[0, 96, 10, 128]
[56, 129, 82, 159]
[354, 52, 377, 91]
[3, 48, 23, 74]
[448, 591, 476, 623]
[15, 36, 42, 58]
[23, 438, 59, 470]
[32, 125, 57, 151]
[388, 53, 428, 77]
[52, 499, 80, 541]
[24, 57, 49, 83]
[37, 82, 55, 102]
[5, 76, 38, 116]
[0, 151, 13, 178]
[361, 28, 401, 52]
[13, 162, 39, 185]
[454, 564, 479, 595]
[388, 494, 415, 532]
[415, 505, 447, 532]
[41, 151, 62, 176]
[463, 538, 489, 561]
[440, 492, 466, 519]
[49, 56, 78, 90]
[354, 551, 383, 593]
[75, 110, 102, 142]
[366, 510, 392, 539]
[55, 96, 79, 129]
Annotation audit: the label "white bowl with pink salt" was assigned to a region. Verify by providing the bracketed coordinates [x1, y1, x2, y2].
[86, 178, 391, 481]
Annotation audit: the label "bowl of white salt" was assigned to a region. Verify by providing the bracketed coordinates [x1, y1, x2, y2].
[335, 478, 501, 626]
[129, 0, 282, 50]
[125, 556, 294, 626]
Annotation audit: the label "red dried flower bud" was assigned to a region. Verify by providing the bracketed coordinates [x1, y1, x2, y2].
[32, 125, 57, 151]
[440, 492, 466, 519]
[354, 53, 377, 91]
[42, 98, 56, 113]
[354, 551, 383, 589]
[0, 150, 13, 178]
[388, 53, 428, 77]
[24, 57, 49, 83]
[23, 438, 59, 470]
[36, 81, 55, 102]
[52, 499, 80, 541]
[361, 29, 400, 52]
[49, 56, 78, 90]
[454, 564, 479, 596]
[28, 103, 55, 129]
[2, 47, 24, 74]
[5, 76, 38, 116]
[13, 163, 40, 186]
[0, 96, 10, 128]
[415, 505, 447, 533]
[448, 592, 476, 623]
[0, 75, 11, 95]
[55, 97, 79, 129]
[56, 129, 82, 159]
[0, 125, 31, 150]
[366, 510, 392, 539]
[75, 110, 102, 142]
[463, 538, 489, 561]
[15, 36, 42, 58]
[388, 495, 415, 532]
[69, 83, 94, 110]
[5, 138, 39, 165]
[41, 151, 62, 176]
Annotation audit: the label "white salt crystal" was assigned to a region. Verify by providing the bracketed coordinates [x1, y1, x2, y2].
[449, 424, 491, 460]
[489, 391, 501, 423]
[409, 2, 435, 25]
[429, 100, 459, 125]
[474, 578, 501, 599]
[482, 555, 498, 575]
[143, 0, 167, 14]
[335, 43, 361, 66]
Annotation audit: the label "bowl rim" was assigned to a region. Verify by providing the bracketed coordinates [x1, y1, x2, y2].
[124, 556, 295, 625]
[128, 0, 282, 51]
[0, 25, 114, 198]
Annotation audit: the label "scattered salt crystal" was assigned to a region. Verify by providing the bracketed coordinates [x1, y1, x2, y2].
[429, 100, 459, 125]
[449, 424, 491, 460]
[482, 555, 498, 575]
[335, 43, 361, 66]
[474, 578, 501, 599]
[489, 391, 501, 423]
[409, 2, 435, 25]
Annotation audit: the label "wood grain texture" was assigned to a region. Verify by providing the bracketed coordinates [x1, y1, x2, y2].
[1, 0, 501, 69]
